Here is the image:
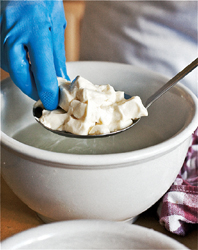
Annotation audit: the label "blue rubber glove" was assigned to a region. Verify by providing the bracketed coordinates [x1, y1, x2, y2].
[0, 0, 70, 110]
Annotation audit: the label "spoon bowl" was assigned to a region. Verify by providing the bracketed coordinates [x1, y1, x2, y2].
[33, 92, 139, 138]
[33, 58, 198, 138]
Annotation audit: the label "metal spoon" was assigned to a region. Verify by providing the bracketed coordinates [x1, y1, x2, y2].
[33, 58, 198, 138]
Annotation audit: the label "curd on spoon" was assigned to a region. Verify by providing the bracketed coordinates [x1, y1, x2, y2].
[39, 76, 148, 135]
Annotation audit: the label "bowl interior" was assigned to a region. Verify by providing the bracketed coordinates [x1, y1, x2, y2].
[1, 62, 196, 155]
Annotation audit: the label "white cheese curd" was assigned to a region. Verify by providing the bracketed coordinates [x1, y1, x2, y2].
[39, 76, 148, 135]
[39, 109, 69, 131]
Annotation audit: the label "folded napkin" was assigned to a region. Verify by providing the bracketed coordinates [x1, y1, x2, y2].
[158, 128, 198, 236]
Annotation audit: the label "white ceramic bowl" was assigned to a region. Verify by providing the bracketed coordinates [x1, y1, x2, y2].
[1, 220, 189, 249]
[1, 62, 198, 223]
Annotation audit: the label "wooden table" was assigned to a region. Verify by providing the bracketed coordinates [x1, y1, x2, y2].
[1, 176, 197, 249]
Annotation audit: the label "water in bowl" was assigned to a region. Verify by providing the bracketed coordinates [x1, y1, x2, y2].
[12, 122, 164, 155]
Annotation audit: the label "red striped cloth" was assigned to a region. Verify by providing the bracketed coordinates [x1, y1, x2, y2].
[158, 128, 198, 236]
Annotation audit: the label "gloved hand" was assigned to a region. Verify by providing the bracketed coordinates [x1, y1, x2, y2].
[0, 0, 70, 110]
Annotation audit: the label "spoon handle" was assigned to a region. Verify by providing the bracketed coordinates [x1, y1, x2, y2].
[145, 58, 198, 109]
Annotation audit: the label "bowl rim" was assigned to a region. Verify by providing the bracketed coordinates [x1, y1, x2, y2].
[1, 220, 188, 249]
[1, 63, 198, 168]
